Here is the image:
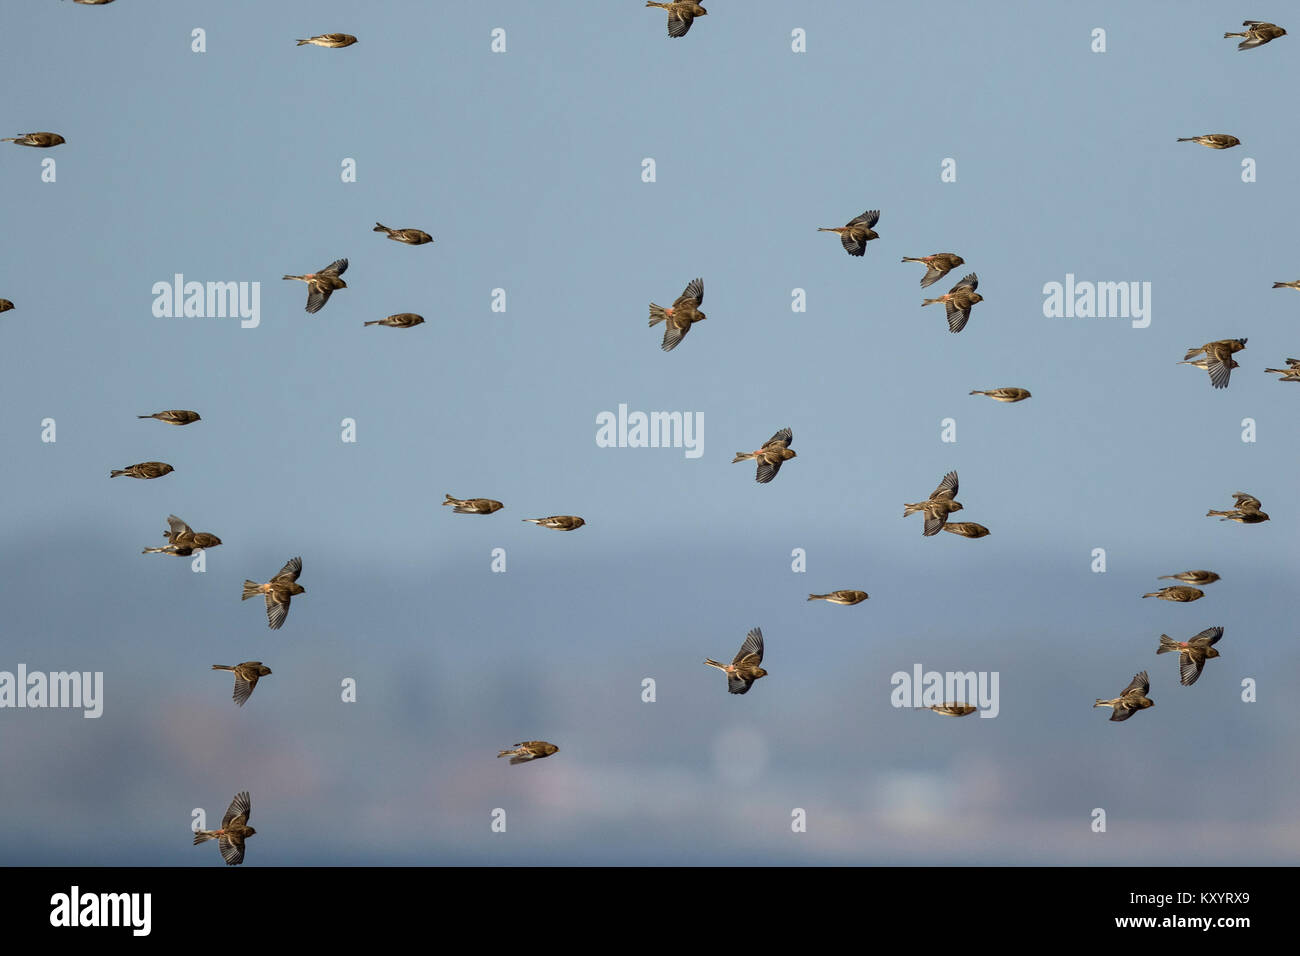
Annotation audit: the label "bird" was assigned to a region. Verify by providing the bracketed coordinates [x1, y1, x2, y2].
[372, 222, 433, 244]
[922, 273, 982, 333]
[807, 590, 868, 605]
[283, 258, 347, 314]
[193, 792, 255, 865]
[941, 521, 990, 538]
[818, 210, 880, 257]
[925, 703, 977, 717]
[364, 313, 424, 329]
[1142, 586, 1204, 603]
[522, 515, 585, 531]
[648, 278, 705, 352]
[732, 427, 796, 484]
[1224, 21, 1286, 50]
[110, 461, 173, 480]
[901, 253, 964, 288]
[1093, 671, 1154, 722]
[211, 662, 272, 707]
[443, 494, 504, 515]
[137, 409, 200, 426]
[1156, 627, 1224, 687]
[1183, 338, 1246, 389]
[904, 470, 962, 536]
[1, 132, 65, 148]
[1158, 570, 1220, 586]
[1177, 134, 1241, 149]
[970, 387, 1030, 403]
[704, 627, 768, 695]
[1265, 358, 1300, 382]
[242, 557, 306, 630]
[497, 741, 559, 765]
[0, 299, 12, 313]
[296, 33, 357, 48]
[143, 514, 221, 554]
[1207, 492, 1269, 524]
[645, 2, 707, 38]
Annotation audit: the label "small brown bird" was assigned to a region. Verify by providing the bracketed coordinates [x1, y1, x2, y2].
[807, 590, 868, 605]
[1157, 627, 1223, 687]
[1159, 570, 1220, 586]
[926, 703, 977, 717]
[0, 300, 13, 313]
[522, 515, 585, 531]
[1207, 492, 1270, 524]
[733, 427, 796, 484]
[193, 792, 255, 866]
[138, 409, 200, 426]
[901, 253, 964, 288]
[443, 494, 504, 515]
[1, 132, 65, 148]
[704, 627, 767, 695]
[941, 521, 990, 538]
[818, 209, 880, 257]
[648, 278, 705, 352]
[1094, 670, 1154, 722]
[1225, 21, 1286, 50]
[497, 741, 559, 765]
[645, 1, 707, 38]
[110, 461, 174, 480]
[243, 557, 306, 630]
[1183, 338, 1246, 389]
[922, 273, 982, 333]
[904, 470, 962, 536]
[283, 258, 347, 314]
[211, 662, 272, 707]
[143, 514, 221, 555]
[1142, 585, 1204, 603]
[1265, 358, 1300, 381]
[364, 313, 424, 329]
[296, 33, 357, 48]
[1177, 134, 1241, 149]
[970, 387, 1030, 403]
[372, 222, 433, 245]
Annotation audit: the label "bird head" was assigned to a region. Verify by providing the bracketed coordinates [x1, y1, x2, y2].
[1139, 699, 1154, 709]
[952, 256, 965, 266]
[290, 583, 306, 595]
[51, 134, 66, 145]
[784, 449, 797, 460]
[969, 293, 984, 304]
[1205, 648, 1221, 660]
[259, 665, 273, 676]
[950, 501, 964, 513]
[697, 6, 708, 14]
[336, 279, 348, 289]
[753, 667, 768, 679]
[245, 827, 257, 836]
[696, 310, 707, 322]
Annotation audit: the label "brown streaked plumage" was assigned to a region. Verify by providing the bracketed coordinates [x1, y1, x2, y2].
[1176, 134, 1240, 149]
[296, 33, 357, 48]
[648, 277, 705, 352]
[1158, 570, 1220, 586]
[497, 741, 559, 765]
[970, 387, 1030, 403]
[818, 209, 880, 257]
[193, 791, 255, 866]
[807, 590, 868, 605]
[522, 515, 585, 531]
[242, 556, 306, 630]
[443, 494, 504, 515]
[1093, 670, 1154, 722]
[211, 662, 272, 708]
[372, 222, 433, 245]
[901, 253, 964, 288]
[1225, 21, 1286, 50]
[1206, 492, 1269, 524]
[0, 299, 13, 313]
[1156, 627, 1223, 687]
[645, 1, 707, 38]
[364, 312, 424, 329]
[143, 514, 221, 555]
[926, 703, 977, 717]
[704, 627, 767, 695]
[732, 427, 796, 484]
[1265, 358, 1300, 381]
[922, 273, 982, 333]
[110, 461, 174, 480]
[283, 257, 348, 314]
[1141, 585, 1204, 603]
[941, 521, 990, 538]
[1182, 338, 1246, 389]
[903, 470, 962, 536]
[1, 132, 65, 148]
[138, 409, 200, 426]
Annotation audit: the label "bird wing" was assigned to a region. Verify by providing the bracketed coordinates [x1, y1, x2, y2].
[951, 272, 978, 293]
[218, 835, 245, 865]
[319, 257, 348, 276]
[1179, 652, 1204, 687]
[763, 427, 793, 449]
[667, 10, 694, 37]
[946, 300, 972, 333]
[266, 591, 291, 630]
[678, 277, 703, 307]
[272, 556, 302, 583]
[305, 284, 333, 314]
[232, 672, 257, 707]
[166, 515, 192, 536]
[1121, 670, 1150, 697]
[660, 320, 688, 352]
[920, 263, 946, 288]
[1232, 493, 1261, 513]
[755, 457, 782, 483]
[1188, 626, 1224, 647]
[840, 232, 866, 256]
[849, 209, 880, 230]
[930, 470, 959, 500]
[222, 791, 251, 829]
[734, 627, 764, 664]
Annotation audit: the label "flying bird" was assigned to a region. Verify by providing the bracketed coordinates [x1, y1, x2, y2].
[1176, 134, 1240, 149]
[648, 278, 705, 352]
[807, 590, 869, 605]
[1183, 338, 1246, 388]
[443, 494, 504, 515]
[941, 521, 990, 538]
[283, 258, 348, 314]
[143, 514, 221, 554]
[243, 557, 306, 630]
[704, 627, 768, 695]
[732, 427, 796, 484]
[522, 515, 585, 531]
[1156, 627, 1224, 686]
[138, 409, 200, 426]
[372, 222, 433, 244]
[901, 253, 964, 288]
[1093, 671, 1154, 722]
[1207, 492, 1269, 524]
[211, 662, 272, 707]
[922, 273, 982, 332]
[925, 703, 977, 717]
[1141, 586, 1204, 603]
[1, 132, 65, 147]
[645, 2, 707, 38]
[904, 470, 962, 536]
[970, 387, 1030, 403]
[497, 741, 559, 765]
[1265, 358, 1300, 381]
[1158, 570, 1220, 586]
[818, 209, 880, 257]
[296, 33, 357, 48]
[364, 313, 424, 329]
[110, 461, 173, 480]
[193, 792, 255, 866]
[1224, 21, 1286, 50]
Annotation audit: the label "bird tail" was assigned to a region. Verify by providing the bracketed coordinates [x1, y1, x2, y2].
[969, 390, 985, 396]
[1224, 32, 1246, 38]
[211, 664, 236, 671]
[521, 518, 542, 524]
[1272, 282, 1287, 288]
[645, 1, 668, 7]
[807, 594, 827, 601]
[1141, 592, 1159, 599]
[296, 38, 311, 45]
[363, 320, 382, 326]
[1176, 137, 1197, 142]
[921, 296, 941, 307]
[703, 658, 727, 671]
[900, 256, 926, 263]
[241, 581, 261, 600]
[1156, 635, 1180, 655]
[1093, 699, 1109, 708]
[1265, 368, 1287, 374]
[0, 138, 16, 144]
[443, 494, 459, 506]
[648, 303, 668, 327]
[903, 502, 924, 516]
[1206, 509, 1231, 517]
[282, 274, 305, 281]
[193, 830, 219, 845]
[136, 414, 152, 419]
[1183, 347, 1206, 360]
[496, 749, 519, 759]
[731, 452, 754, 463]
[373, 222, 388, 233]
[110, 469, 126, 478]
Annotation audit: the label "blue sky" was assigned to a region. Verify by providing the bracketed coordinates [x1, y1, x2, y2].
[0, 0, 1297, 864]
